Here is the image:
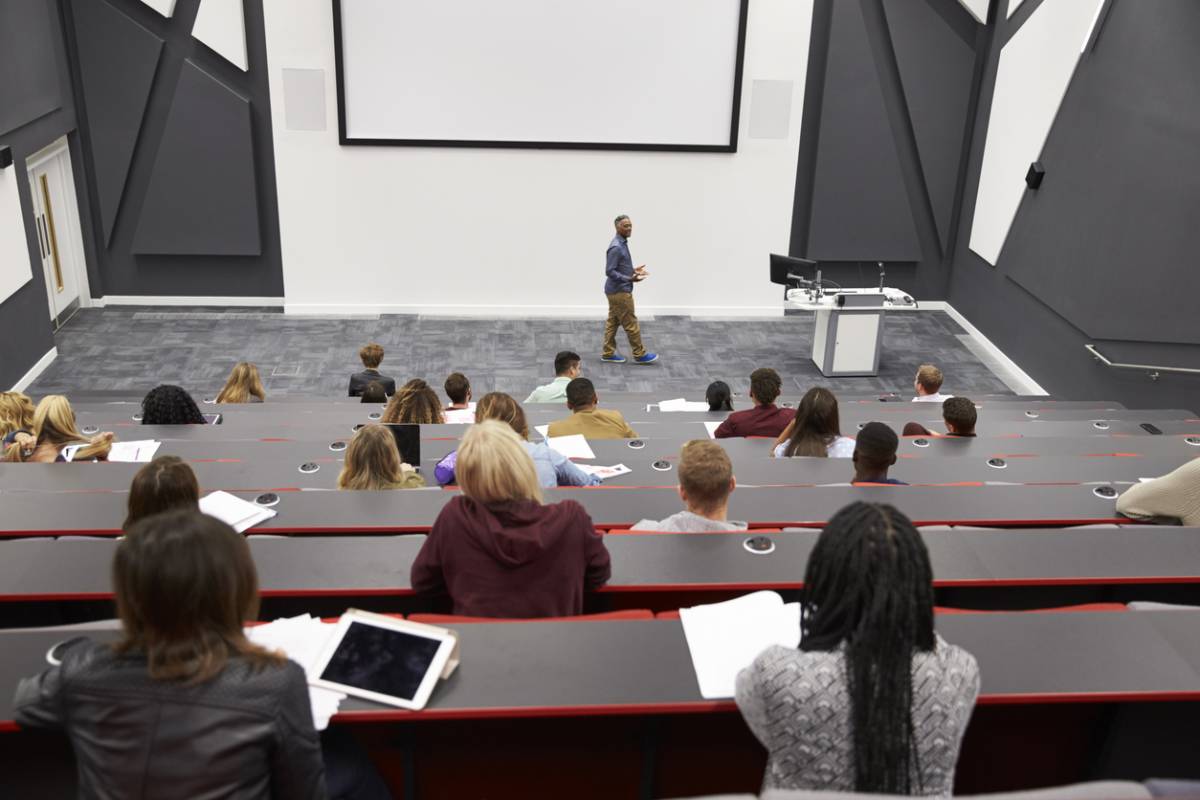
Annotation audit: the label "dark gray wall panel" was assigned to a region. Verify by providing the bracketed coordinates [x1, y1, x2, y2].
[806, 0, 921, 261]
[1002, 0, 1200, 345]
[69, 0, 162, 246]
[132, 59, 261, 256]
[0, 0, 61, 136]
[882, 0, 976, 251]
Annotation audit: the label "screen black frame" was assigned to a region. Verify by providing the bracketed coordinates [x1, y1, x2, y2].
[331, 0, 750, 153]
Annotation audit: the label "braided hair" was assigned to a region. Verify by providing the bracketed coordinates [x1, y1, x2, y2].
[800, 502, 935, 794]
[141, 385, 206, 425]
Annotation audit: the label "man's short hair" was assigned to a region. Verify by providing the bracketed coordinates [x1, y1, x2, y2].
[915, 364, 944, 394]
[554, 350, 581, 377]
[359, 343, 384, 369]
[854, 422, 899, 469]
[444, 372, 471, 405]
[942, 396, 977, 434]
[678, 440, 734, 512]
[749, 368, 782, 406]
[614, 214, 629, 227]
[566, 377, 596, 409]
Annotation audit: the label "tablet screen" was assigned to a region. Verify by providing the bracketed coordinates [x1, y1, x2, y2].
[383, 423, 421, 469]
[319, 621, 442, 701]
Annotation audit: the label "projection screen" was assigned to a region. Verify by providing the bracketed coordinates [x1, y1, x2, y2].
[333, 0, 749, 151]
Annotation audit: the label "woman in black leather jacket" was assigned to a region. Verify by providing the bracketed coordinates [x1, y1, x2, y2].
[13, 510, 328, 799]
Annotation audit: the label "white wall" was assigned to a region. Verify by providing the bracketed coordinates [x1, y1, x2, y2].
[262, 0, 813, 316]
[0, 167, 34, 307]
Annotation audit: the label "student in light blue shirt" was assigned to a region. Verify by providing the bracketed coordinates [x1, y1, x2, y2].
[525, 351, 582, 404]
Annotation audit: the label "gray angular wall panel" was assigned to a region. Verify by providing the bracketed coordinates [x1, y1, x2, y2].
[132, 59, 261, 256]
[70, 0, 163, 246]
[806, 0, 921, 262]
[0, 0, 62, 136]
[883, 0, 976, 251]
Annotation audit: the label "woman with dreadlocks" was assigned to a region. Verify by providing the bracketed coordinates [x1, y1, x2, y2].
[735, 502, 979, 795]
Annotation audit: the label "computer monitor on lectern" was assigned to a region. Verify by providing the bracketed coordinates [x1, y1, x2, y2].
[769, 254, 818, 286]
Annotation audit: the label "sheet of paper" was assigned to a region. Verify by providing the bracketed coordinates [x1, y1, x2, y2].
[546, 433, 596, 460]
[679, 591, 801, 700]
[703, 421, 722, 439]
[576, 463, 632, 480]
[658, 398, 712, 412]
[246, 615, 345, 730]
[200, 490, 277, 533]
[58, 444, 82, 462]
[107, 440, 162, 463]
[534, 424, 550, 440]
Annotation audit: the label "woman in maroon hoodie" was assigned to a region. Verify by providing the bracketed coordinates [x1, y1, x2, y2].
[411, 420, 612, 618]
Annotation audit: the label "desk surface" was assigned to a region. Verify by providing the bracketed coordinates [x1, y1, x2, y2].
[1, 528, 1196, 602]
[0, 484, 1128, 537]
[2, 610, 1200, 729]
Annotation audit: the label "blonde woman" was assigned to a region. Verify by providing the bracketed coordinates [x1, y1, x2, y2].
[336, 424, 425, 490]
[0, 391, 36, 450]
[410, 420, 610, 618]
[6, 395, 113, 462]
[215, 362, 266, 404]
[433, 392, 600, 488]
[381, 379, 444, 425]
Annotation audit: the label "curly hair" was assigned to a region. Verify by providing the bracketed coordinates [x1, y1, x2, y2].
[381, 379, 445, 425]
[141, 385, 206, 425]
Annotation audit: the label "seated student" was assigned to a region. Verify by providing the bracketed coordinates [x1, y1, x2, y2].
[13, 510, 328, 796]
[546, 378, 638, 440]
[1116, 458, 1200, 526]
[140, 385, 206, 425]
[851, 422, 905, 485]
[714, 368, 793, 439]
[0, 390, 36, 449]
[411, 420, 611, 618]
[632, 440, 747, 531]
[215, 362, 266, 404]
[772, 387, 855, 458]
[903, 396, 978, 438]
[912, 363, 952, 403]
[124, 456, 201, 529]
[5, 395, 113, 463]
[381, 379, 445, 425]
[434, 392, 600, 488]
[337, 424, 425, 489]
[525, 350, 582, 403]
[359, 380, 388, 404]
[705, 380, 734, 412]
[348, 342, 396, 397]
[736, 501, 979, 794]
[444, 372, 472, 410]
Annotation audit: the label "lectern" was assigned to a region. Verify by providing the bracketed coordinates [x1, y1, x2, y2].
[810, 293, 888, 377]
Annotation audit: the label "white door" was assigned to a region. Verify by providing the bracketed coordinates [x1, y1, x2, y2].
[27, 138, 88, 328]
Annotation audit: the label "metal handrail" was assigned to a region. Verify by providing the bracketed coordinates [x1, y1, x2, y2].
[1085, 344, 1200, 381]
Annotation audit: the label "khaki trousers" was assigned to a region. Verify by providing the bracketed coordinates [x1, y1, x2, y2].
[602, 291, 646, 358]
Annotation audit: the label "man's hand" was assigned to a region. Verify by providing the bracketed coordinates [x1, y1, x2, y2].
[633, 264, 649, 281]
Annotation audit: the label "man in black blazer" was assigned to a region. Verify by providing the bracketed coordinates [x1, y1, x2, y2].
[348, 343, 397, 397]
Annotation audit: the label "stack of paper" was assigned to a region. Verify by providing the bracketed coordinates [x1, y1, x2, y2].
[545, 433, 596, 460]
[200, 490, 277, 533]
[679, 591, 801, 699]
[658, 398, 713, 412]
[107, 440, 162, 463]
[576, 463, 632, 480]
[703, 421, 723, 439]
[246, 614, 345, 729]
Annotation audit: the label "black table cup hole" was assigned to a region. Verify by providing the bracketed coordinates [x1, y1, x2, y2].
[367, 412, 382, 420]
[255, 493, 280, 507]
[1186, 436, 1200, 446]
[651, 459, 672, 471]
[627, 440, 645, 450]
[131, 414, 143, 422]
[81, 425, 99, 435]
[299, 463, 320, 474]
[1093, 486, 1118, 499]
[329, 441, 347, 452]
[912, 438, 930, 448]
[743, 536, 776, 555]
[353, 424, 366, 432]
[987, 458, 1007, 469]
[1093, 421, 1110, 430]
[203, 397, 215, 404]
[47, 637, 88, 666]
[1024, 411, 1039, 418]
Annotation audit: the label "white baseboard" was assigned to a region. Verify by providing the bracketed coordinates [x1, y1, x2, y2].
[95, 295, 285, 308]
[10, 347, 57, 392]
[922, 301, 1049, 395]
[283, 302, 784, 318]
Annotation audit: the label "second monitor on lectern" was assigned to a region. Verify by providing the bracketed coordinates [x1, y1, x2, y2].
[769, 253, 818, 287]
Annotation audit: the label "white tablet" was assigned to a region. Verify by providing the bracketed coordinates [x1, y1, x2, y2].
[310, 611, 458, 711]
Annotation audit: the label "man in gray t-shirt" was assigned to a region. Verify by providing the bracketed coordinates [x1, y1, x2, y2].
[632, 440, 746, 532]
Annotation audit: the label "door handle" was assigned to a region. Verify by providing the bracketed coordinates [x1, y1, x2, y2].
[36, 216, 48, 259]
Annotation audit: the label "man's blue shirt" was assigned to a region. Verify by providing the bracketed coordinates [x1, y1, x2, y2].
[604, 234, 634, 295]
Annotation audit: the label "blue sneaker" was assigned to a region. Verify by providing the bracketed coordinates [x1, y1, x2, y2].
[633, 353, 659, 365]
[600, 353, 627, 363]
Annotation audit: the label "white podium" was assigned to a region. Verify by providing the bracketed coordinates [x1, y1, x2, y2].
[786, 288, 916, 377]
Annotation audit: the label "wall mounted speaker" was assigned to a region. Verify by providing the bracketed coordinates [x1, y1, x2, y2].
[0, 146, 12, 170]
[1025, 161, 1045, 189]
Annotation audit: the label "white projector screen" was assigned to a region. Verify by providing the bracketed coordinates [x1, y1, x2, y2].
[333, 0, 748, 151]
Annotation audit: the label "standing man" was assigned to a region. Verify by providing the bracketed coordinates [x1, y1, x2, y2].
[602, 215, 658, 364]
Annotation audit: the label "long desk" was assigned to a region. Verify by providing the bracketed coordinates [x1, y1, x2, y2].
[2, 611, 1200, 731]
[0, 484, 1130, 537]
[1, 529, 1197, 605]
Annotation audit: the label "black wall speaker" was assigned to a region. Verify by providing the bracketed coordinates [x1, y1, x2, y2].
[0, 146, 12, 170]
[1025, 161, 1045, 189]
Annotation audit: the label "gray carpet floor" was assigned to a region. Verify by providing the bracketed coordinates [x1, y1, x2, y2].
[27, 308, 1015, 400]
